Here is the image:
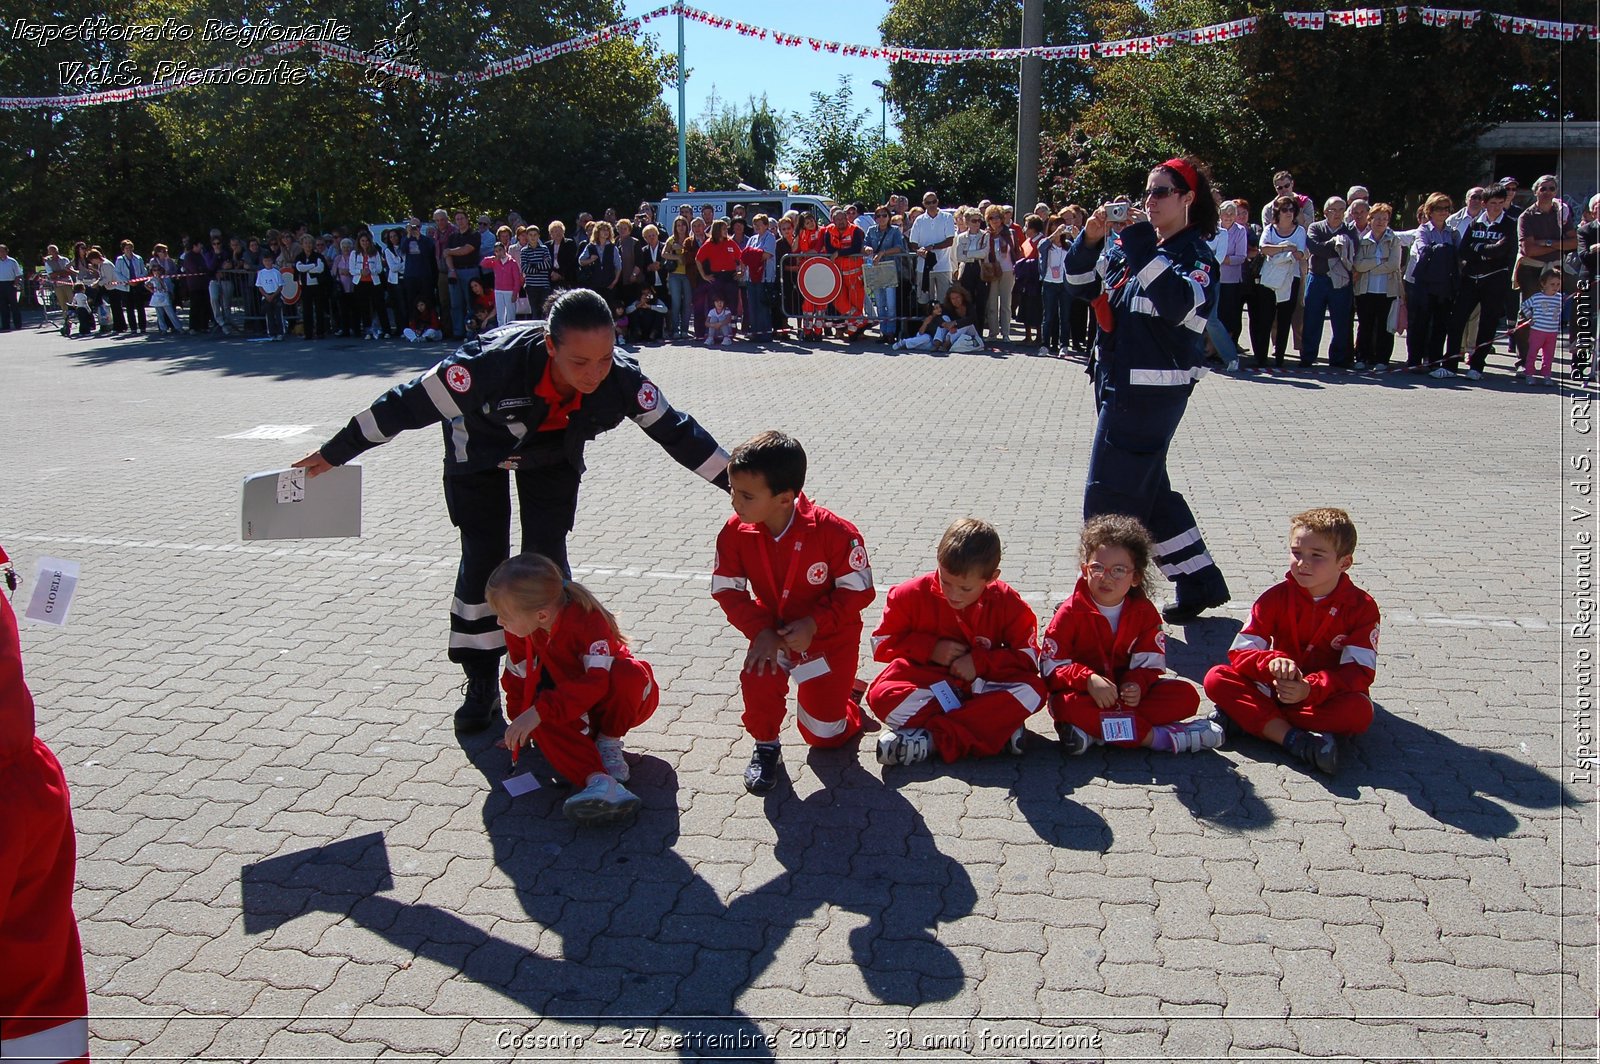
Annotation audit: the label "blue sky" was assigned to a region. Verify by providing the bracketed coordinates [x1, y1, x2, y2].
[620, 0, 897, 131]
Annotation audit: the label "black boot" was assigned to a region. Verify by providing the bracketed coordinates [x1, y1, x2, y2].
[454, 664, 501, 733]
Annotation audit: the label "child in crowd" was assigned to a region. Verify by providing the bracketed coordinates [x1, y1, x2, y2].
[625, 286, 667, 343]
[892, 285, 981, 352]
[1044, 516, 1220, 756]
[1518, 266, 1564, 385]
[869, 518, 1046, 766]
[255, 253, 285, 340]
[402, 300, 442, 342]
[66, 283, 93, 337]
[712, 431, 875, 793]
[1203, 507, 1379, 775]
[706, 296, 735, 345]
[610, 293, 631, 344]
[481, 241, 524, 328]
[146, 264, 181, 335]
[489, 553, 659, 825]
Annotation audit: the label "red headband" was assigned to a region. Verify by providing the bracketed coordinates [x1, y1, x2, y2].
[1161, 158, 1199, 193]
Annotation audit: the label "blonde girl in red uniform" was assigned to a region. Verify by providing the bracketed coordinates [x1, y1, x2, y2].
[487, 553, 659, 825]
[1042, 515, 1222, 756]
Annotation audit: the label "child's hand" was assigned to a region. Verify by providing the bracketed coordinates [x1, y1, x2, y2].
[1267, 657, 1302, 682]
[1087, 673, 1119, 709]
[1274, 676, 1310, 704]
[503, 707, 541, 750]
[931, 638, 969, 666]
[744, 628, 786, 675]
[777, 616, 817, 655]
[948, 653, 977, 683]
[1118, 682, 1142, 708]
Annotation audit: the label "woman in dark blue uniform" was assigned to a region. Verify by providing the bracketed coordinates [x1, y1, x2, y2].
[1064, 157, 1231, 624]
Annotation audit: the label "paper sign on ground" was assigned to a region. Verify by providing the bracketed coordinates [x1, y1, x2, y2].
[503, 772, 542, 796]
[25, 557, 80, 626]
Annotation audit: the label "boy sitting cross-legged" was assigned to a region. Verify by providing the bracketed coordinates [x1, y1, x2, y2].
[1203, 507, 1379, 775]
[869, 518, 1047, 766]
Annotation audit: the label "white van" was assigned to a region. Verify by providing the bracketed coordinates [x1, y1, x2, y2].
[657, 190, 837, 226]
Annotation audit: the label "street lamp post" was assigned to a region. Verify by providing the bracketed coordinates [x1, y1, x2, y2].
[870, 78, 887, 149]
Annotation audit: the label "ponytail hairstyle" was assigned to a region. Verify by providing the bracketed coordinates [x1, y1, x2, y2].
[1153, 156, 1219, 239]
[485, 553, 628, 646]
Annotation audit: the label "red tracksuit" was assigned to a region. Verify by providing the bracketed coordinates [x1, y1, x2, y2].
[823, 224, 867, 331]
[867, 572, 1045, 761]
[1041, 580, 1200, 745]
[0, 548, 89, 1064]
[501, 599, 659, 784]
[712, 494, 874, 746]
[1203, 572, 1379, 737]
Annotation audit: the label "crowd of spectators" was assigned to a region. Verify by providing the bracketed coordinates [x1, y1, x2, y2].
[2, 171, 1592, 382]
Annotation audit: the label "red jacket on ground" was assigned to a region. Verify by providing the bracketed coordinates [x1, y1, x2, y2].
[1226, 572, 1380, 706]
[1041, 580, 1171, 698]
[712, 493, 874, 651]
[871, 572, 1040, 682]
[502, 598, 641, 725]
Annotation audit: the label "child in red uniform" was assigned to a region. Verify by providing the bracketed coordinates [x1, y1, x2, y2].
[0, 545, 90, 1064]
[1203, 508, 1379, 775]
[488, 553, 659, 825]
[712, 431, 875, 793]
[869, 518, 1046, 766]
[1043, 516, 1221, 756]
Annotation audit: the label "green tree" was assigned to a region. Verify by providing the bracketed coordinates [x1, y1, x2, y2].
[0, 0, 677, 265]
[880, 0, 1095, 201]
[789, 77, 909, 204]
[681, 91, 786, 191]
[1070, 0, 1595, 212]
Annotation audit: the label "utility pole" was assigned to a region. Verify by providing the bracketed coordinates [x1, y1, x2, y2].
[1014, 0, 1043, 211]
[677, 8, 688, 192]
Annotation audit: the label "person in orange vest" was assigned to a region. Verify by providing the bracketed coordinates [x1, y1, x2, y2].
[823, 206, 867, 338]
[0, 544, 90, 1064]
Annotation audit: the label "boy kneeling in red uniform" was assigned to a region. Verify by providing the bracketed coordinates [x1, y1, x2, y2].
[869, 518, 1046, 765]
[1203, 508, 1379, 775]
[712, 431, 875, 793]
[1044, 516, 1220, 757]
[490, 553, 659, 824]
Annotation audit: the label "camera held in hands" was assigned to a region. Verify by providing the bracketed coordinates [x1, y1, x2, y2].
[1104, 202, 1131, 224]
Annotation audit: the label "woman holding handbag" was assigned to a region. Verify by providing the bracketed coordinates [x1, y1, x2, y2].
[381, 228, 407, 338]
[1352, 203, 1403, 370]
[349, 232, 387, 340]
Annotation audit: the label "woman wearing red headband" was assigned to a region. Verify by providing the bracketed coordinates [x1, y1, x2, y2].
[1062, 156, 1233, 625]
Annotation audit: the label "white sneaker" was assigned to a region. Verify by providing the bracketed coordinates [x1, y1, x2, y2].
[1428, 367, 1455, 379]
[562, 773, 641, 825]
[1464, 369, 1483, 381]
[1005, 726, 1026, 756]
[1354, 362, 1369, 372]
[1157, 720, 1227, 753]
[1224, 360, 1240, 372]
[875, 728, 932, 766]
[595, 736, 629, 782]
[1036, 345, 1050, 358]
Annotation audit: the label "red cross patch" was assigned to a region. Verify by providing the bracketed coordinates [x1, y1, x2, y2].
[636, 383, 660, 411]
[806, 562, 828, 585]
[445, 365, 472, 393]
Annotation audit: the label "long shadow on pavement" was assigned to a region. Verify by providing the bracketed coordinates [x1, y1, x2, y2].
[242, 734, 977, 1060]
[59, 332, 441, 383]
[1284, 702, 1572, 838]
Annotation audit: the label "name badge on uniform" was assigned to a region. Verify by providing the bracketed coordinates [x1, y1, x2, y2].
[930, 680, 963, 713]
[1099, 712, 1136, 744]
